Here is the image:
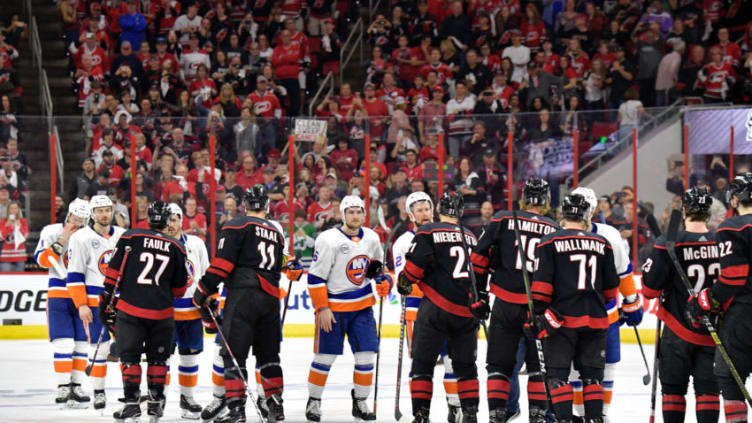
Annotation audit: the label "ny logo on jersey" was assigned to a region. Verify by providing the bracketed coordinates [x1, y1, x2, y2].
[346, 255, 370, 286]
[98, 249, 114, 275]
[186, 259, 196, 285]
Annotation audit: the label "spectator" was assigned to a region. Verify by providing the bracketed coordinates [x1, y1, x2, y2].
[248, 76, 282, 159]
[456, 49, 491, 95]
[440, 1, 471, 51]
[0, 95, 18, 145]
[583, 58, 607, 110]
[307, 184, 334, 229]
[476, 149, 505, 209]
[452, 156, 484, 224]
[655, 40, 685, 106]
[0, 185, 8, 218]
[528, 108, 560, 140]
[713, 27, 741, 67]
[400, 149, 423, 181]
[179, 34, 211, 85]
[173, 2, 202, 45]
[634, 22, 663, 107]
[233, 107, 258, 155]
[131, 195, 150, 229]
[678, 45, 705, 97]
[219, 195, 239, 227]
[418, 85, 446, 142]
[522, 61, 559, 109]
[69, 158, 97, 201]
[606, 44, 635, 109]
[445, 81, 475, 159]
[236, 155, 262, 189]
[60, 0, 79, 44]
[697, 46, 736, 103]
[75, 54, 104, 108]
[111, 41, 145, 87]
[477, 200, 494, 235]
[119, 0, 147, 51]
[0, 201, 26, 271]
[97, 150, 125, 187]
[272, 29, 302, 115]
[287, 208, 316, 268]
[357, 82, 389, 141]
[182, 196, 207, 240]
[330, 137, 357, 182]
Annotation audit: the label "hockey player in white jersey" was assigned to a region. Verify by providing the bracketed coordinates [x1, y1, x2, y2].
[65, 195, 126, 410]
[35, 199, 91, 408]
[569, 187, 644, 421]
[392, 191, 463, 422]
[305, 195, 391, 422]
[165, 203, 210, 419]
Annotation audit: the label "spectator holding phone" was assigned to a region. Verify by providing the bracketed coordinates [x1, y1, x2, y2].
[0, 201, 27, 271]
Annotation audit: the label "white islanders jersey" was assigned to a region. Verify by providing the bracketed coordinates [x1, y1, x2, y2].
[592, 221, 633, 321]
[175, 233, 210, 320]
[66, 225, 126, 308]
[35, 223, 70, 297]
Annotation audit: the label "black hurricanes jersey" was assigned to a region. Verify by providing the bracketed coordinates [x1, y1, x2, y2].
[199, 216, 285, 298]
[642, 231, 718, 346]
[531, 228, 619, 329]
[105, 229, 188, 320]
[403, 222, 479, 318]
[471, 211, 559, 304]
[711, 214, 752, 307]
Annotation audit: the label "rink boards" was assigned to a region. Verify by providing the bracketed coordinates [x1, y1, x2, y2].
[0, 273, 657, 343]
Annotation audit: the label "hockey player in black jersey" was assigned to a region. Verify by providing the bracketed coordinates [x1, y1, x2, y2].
[470, 178, 559, 423]
[397, 192, 481, 423]
[688, 173, 752, 422]
[193, 185, 299, 423]
[642, 187, 720, 423]
[530, 194, 620, 423]
[100, 201, 189, 423]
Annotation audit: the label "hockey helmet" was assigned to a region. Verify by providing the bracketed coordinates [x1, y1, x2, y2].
[244, 184, 270, 212]
[571, 187, 597, 216]
[405, 191, 433, 221]
[67, 198, 91, 221]
[340, 195, 365, 220]
[561, 193, 590, 222]
[726, 173, 752, 205]
[523, 178, 551, 207]
[438, 191, 464, 219]
[148, 201, 171, 230]
[168, 202, 183, 220]
[683, 186, 712, 218]
[89, 194, 113, 210]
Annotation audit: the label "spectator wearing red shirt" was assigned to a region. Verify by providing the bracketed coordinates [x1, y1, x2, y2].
[161, 164, 197, 202]
[377, 72, 406, 112]
[132, 195, 151, 229]
[75, 54, 104, 108]
[154, 36, 178, 74]
[329, 136, 358, 182]
[400, 149, 423, 181]
[337, 83, 356, 115]
[419, 133, 441, 162]
[182, 196, 207, 240]
[418, 85, 446, 142]
[307, 184, 334, 229]
[565, 38, 590, 79]
[0, 201, 27, 271]
[248, 76, 282, 158]
[189, 64, 217, 108]
[236, 155, 263, 190]
[480, 43, 502, 74]
[391, 35, 419, 86]
[698, 46, 736, 102]
[357, 82, 389, 140]
[69, 32, 109, 72]
[272, 29, 302, 115]
[134, 132, 153, 169]
[97, 151, 125, 187]
[420, 48, 454, 85]
[521, 3, 546, 51]
[713, 27, 742, 67]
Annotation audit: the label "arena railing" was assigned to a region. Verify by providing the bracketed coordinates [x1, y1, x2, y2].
[308, 72, 335, 116]
[339, 18, 364, 87]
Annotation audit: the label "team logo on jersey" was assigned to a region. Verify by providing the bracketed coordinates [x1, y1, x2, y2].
[98, 249, 114, 275]
[346, 255, 370, 286]
[91, 239, 100, 249]
[64, 250, 70, 268]
[340, 244, 351, 254]
[186, 259, 196, 286]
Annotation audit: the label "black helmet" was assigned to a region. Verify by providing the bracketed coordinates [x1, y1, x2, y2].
[561, 193, 590, 222]
[727, 173, 752, 205]
[523, 178, 551, 207]
[148, 201, 171, 230]
[438, 191, 464, 219]
[244, 184, 269, 211]
[683, 186, 711, 218]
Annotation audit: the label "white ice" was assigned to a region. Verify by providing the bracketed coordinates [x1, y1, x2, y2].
[0, 338, 723, 422]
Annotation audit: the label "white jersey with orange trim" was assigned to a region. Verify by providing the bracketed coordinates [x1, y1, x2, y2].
[66, 225, 126, 309]
[591, 222, 636, 324]
[392, 229, 424, 321]
[34, 223, 71, 299]
[307, 226, 384, 312]
[174, 233, 210, 320]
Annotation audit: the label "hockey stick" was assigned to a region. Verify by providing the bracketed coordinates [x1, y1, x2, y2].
[280, 254, 301, 326]
[664, 209, 752, 407]
[204, 305, 267, 422]
[366, 259, 386, 417]
[394, 294, 407, 422]
[648, 318, 662, 423]
[632, 326, 651, 385]
[86, 245, 131, 376]
[511, 211, 551, 400]
[457, 223, 489, 339]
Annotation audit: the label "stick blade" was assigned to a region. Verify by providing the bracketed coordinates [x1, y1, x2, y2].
[395, 410, 402, 421]
[666, 209, 682, 242]
[643, 375, 651, 385]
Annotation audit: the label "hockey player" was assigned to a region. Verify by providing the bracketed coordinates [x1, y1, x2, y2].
[66, 194, 126, 410]
[102, 201, 189, 422]
[397, 191, 481, 423]
[642, 187, 720, 423]
[305, 195, 390, 422]
[529, 193, 620, 423]
[570, 186, 644, 419]
[688, 173, 752, 422]
[193, 185, 292, 423]
[35, 199, 92, 407]
[165, 203, 210, 419]
[392, 191, 462, 422]
[470, 178, 559, 423]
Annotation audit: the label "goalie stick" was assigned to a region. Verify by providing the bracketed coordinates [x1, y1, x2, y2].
[664, 209, 752, 407]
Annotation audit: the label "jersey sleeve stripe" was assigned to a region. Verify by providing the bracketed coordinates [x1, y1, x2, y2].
[721, 264, 749, 279]
[618, 273, 638, 297]
[719, 275, 747, 286]
[37, 248, 59, 269]
[470, 252, 490, 274]
[206, 267, 229, 278]
[404, 260, 425, 280]
[531, 281, 552, 303]
[212, 257, 235, 273]
[67, 284, 87, 309]
[641, 284, 662, 299]
[306, 273, 329, 310]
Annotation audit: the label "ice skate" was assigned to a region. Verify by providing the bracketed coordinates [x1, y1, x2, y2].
[201, 394, 227, 421]
[447, 404, 461, 423]
[215, 398, 245, 423]
[55, 384, 70, 408]
[257, 396, 269, 419]
[460, 406, 477, 423]
[488, 408, 506, 423]
[180, 394, 201, 420]
[114, 401, 142, 423]
[412, 407, 430, 423]
[266, 394, 285, 422]
[93, 390, 106, 411]
[147, 396, 165, 423]
[67, 383, 90, 409]
[529, 406, 547, 423]
[305, 397, 321, 422]
[351, 389, 376, 421]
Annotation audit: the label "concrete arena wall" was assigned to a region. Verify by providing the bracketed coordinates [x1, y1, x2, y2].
[0, 273, 658, 343]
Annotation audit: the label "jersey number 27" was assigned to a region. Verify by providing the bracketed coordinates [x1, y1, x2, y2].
[137, 252, 170, 286]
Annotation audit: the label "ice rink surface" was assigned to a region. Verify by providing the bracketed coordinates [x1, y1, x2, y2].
[0, 337, 715, 422]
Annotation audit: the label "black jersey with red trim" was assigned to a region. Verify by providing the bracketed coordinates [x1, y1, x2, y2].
[198, 215, 285, 298]
[641, 231, 718, 346]
[531, 228, 619, 329]
[104, 229, 188, 320]
[471, 210, 559, 305]
[711, 214, 752, 307]
[402, 222, 479, 318]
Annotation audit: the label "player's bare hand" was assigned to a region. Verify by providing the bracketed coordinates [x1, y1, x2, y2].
[61, 220, 79, 239]
[78, 305, 93, 323]
[318, 308, 336, 333]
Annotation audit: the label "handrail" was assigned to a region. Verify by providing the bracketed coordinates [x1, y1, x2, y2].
[340, 18, 363, 87]
[369, 0, 383, 22]
[308, 71, 335, 116]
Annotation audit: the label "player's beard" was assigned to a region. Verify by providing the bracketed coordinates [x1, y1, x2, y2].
[344, 217, 362, 233]
[94, 214, 113, 229]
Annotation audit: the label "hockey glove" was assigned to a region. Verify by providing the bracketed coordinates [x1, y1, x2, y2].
[687, 288, 721, 321]
[284, 259, 304, 282]
[198, 298, 221, 334]
[374, 274, 393, 298]
[397, 272, 413, 296]
[620, 293, 644, 327]
[97, 292, 117, 327]
[468, 291, 490, 320]
[524, 308, 563, 340]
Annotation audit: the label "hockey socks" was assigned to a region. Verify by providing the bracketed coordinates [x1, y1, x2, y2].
[724, 399, 747, 422]
[549, 378, 574, 420]
[120, 363, 142, 401]
[87, 341, 109, 390]
[695, 394, 720, 423]
[457, 378, 480, 410]
[442, 355, 460, 407]
[178, 353, 199, 397]
[353, 352, 375, 399]
[52, 338, 74, 386]
[72, 342, 88, 384]
[487, 372, 511, 412]
[211, 345, 225, 397]
[308, 354, 336, 399]
[258, 361, 284, 397]
[147, 362, 168, 398]
[582, 379, 605, 419]
[410, 376, 433, 414]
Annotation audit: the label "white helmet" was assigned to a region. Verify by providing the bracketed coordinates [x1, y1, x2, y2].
[405, 191, 433, 221]
[571, 187, 597, 217]
[89, 195, 113, 210]
[340, 195, 365, 222]
[168, 203, 183, 222]
[67, 198, 90, 221]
